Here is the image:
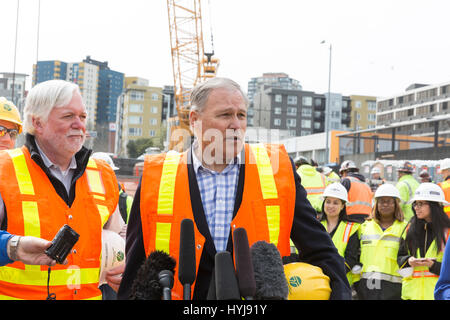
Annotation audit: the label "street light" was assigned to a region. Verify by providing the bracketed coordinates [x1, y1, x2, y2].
[321, 40, 332, 164]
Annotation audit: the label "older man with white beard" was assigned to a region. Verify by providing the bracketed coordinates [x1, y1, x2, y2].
[0, 80, 125, 300]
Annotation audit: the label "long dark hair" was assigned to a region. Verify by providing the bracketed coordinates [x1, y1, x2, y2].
[405, 201, 450, 256]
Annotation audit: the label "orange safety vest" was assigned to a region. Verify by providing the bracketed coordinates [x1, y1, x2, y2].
[0, 147, 118, 300]
[346, 176, 373, 217]
[438, 180, 450, 218]
[140, 143, 296, 300]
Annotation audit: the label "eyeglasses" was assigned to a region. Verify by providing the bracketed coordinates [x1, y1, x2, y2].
[412, 202, 429, 209]
[0, 126, 19, 139]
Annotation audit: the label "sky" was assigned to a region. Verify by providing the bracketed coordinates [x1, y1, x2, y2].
[1, 0, 450, 99]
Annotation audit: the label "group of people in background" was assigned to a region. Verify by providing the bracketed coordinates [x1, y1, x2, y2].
[295, 156, 450, 300]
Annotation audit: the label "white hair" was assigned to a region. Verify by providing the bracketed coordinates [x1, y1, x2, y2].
[23, 80, 80, 135]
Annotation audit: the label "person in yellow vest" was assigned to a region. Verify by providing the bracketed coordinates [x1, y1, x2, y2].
[352, 184, 407, 300]
[323, 166, 340, 185]
[340, 160, 373, 223]
[397, 183, 450, 300]
[0, 80, 125, 300]
[438, 158, 450, 218]
[296, 156, 327, 217]
[0, 97, 22, 150]
[320, 183, 360, 288]
[396, 161, 420, 221]
[118, 77, 351, 300]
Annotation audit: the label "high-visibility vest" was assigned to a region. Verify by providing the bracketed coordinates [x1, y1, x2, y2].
[140, 143, 296, 300]
[346, 176, 373, 217]
[396, 175, 420, 221]
[438, 180, 450, 218]
[401, 229, 450, 300]
[358, 219, 408, 285]
[321, 220, 359, 285]
[297, 165, 327, 213]
[0, 147, 118, 300]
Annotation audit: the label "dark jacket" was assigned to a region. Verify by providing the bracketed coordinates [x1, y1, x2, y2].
[117, 149, 351, 300]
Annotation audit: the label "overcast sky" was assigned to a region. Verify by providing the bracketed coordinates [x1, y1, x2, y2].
[1, 0, 449, 98]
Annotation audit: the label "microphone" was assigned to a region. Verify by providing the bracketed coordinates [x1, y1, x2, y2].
[250, 241, 289, 300]
[129, 250, 176, 300]
[178, 219, 197, 300]
[158, 270, 174, 300]
[214, 251, 241, 300]
[206, 267, 216, 300]
[233, 228, 256, 300]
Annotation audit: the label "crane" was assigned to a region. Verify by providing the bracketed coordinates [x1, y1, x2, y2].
[166, 0, 219, 151]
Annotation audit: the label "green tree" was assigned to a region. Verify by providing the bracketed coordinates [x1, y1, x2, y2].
[127, 138, 153, 158]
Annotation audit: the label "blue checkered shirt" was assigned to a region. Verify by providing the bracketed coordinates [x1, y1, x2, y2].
[192, 147, 241, 252]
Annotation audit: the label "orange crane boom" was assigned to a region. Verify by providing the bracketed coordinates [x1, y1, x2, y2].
[166, 0, 219, 151]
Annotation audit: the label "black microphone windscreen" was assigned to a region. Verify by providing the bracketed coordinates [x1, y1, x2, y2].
[215, 251, 241, 300]
[206, 268, 217, 300]
[233, 228, 256, 298]
[250, 241, 289, 300]
[130, 250, 176, 300]
[178, 219, 197, 285]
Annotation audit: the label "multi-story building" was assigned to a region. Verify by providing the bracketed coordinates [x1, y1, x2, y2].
[33, 60, 67, 85]
[116, 77, 163, 156]
[349, 95, 377, 130]
[0, 72, 28, 108]
[252, 86, 351, 137]
[377, 82, 450, 136]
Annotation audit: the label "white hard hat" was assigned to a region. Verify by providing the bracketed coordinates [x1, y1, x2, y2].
[440, 158, 450, 171]
[371, 167, 381, 174]
[374, 184, 400, 199]
[322, 183, 348, 203]
[91, 152, 119, 170]
[339, 160, 357, 173]
[409, 182, 449, 205]
[322, 167, 332, 175]
[99, 230, 126, 286]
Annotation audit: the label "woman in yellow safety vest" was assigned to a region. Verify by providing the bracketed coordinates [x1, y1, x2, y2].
[352, 184, 408, 300]
[397, 183, 450, 300]
[320, 183, 360, 287]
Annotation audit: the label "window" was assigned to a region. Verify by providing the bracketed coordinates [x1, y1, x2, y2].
[302, 108, 312, 117]
[314, 122, 321, 129]
[129, 104, 143, 113]
[287, 95, 297, 105]
[151, 106, 158, 114]
[129, 90, 144, 101]
[300, 130, 311, 136]
[275, 94, 282, 103]
[342, 100, 348, 108]
[368, 114, 376, 121]
[367, 101, 377, 111]
[314, 98, 322, 107]
[149, 130, 156, 137]
[355, 101, 362, 109]
[152, 93, 159, 101]
[128, 116, 142, 125]
[286, 119, 296, 127]
[129, 127, 142, 136]
[150, 118, 158, 126]
[301, 119, 311, 128]
[302, 96, 312, 106]
[287, 107, 297, 116]
[274, 118, 281, 126]
[274, 107, 282, 115]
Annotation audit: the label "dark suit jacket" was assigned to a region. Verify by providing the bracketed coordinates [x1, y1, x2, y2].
[117, 149, 351, 300]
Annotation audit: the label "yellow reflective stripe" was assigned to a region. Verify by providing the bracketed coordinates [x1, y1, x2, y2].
[266, 205, 280, 246]
[0, 266, 100, 286]
[249, 144, 278, 199]
[86, 295, 102, 300]
[444, 206, 450, 213]
[22, 201, 40, 238]
[6, 149, 34, 195]
[155, 222, 171, 254]
[86, 168, 105, 195]
[157, 152, 181, 215]
[96, 205, 110, 227]
[87, 158, 98, 168]
[93, 194, 106, 201]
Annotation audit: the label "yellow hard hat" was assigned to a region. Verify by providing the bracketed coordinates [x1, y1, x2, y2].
[284, 262, 331, 300]
[0, 97, 22, 133]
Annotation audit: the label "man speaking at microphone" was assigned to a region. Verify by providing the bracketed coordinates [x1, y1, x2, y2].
[118, 77, 351, 300]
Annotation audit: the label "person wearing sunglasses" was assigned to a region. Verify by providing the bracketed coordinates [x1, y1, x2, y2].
[397, 183, 450, 300]
[0, 97, 22, 150]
